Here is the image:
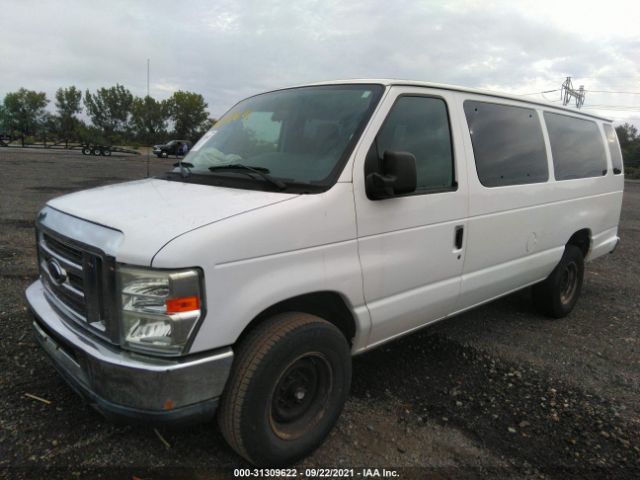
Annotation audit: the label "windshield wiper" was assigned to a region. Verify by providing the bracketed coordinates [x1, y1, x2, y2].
[173, 161, 194, 168]
[173, 160, 193, 178]
[208, 164, 286, 190]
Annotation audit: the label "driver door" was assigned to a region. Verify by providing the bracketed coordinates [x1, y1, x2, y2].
[353, 87, 468, 348]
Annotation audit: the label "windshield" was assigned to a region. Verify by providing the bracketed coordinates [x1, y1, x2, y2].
[169, 84, 384, 192]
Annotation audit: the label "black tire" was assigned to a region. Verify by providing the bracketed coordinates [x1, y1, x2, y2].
[92, 147, 101, 156]
[218, 312, 351, 466]
[532, 245, 584, 318]
[102, 148, 111, 156]
[82, 147, 91, 155]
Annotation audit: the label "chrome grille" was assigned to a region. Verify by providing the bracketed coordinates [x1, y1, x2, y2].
[37, 228, 114, 340]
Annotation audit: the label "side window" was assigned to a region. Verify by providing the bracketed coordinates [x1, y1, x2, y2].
[463, 100, 548, 187]
[544, 112, 607, 180]
[367, 96, 454, 193]
[603, 124, 623, 174]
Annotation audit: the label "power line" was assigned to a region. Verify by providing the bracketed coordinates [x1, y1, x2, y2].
[518, 87, 640, 98]
[581, 106, 640, 112]
[567, 75, 640, 80]
[583, 104, 640, 108]
[519, 89, 560, 96]
[585, 90, 640, 95]
[541, 92, 561, 103]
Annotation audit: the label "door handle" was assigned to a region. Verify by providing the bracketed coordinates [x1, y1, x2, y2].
[454, 225, 464, 250]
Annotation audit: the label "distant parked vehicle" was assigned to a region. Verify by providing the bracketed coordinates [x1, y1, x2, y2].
[153, 140, 192, 158]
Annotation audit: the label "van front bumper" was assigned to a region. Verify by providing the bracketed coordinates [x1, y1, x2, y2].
[26, 280, 233, 426]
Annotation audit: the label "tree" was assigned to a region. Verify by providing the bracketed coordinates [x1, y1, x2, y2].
[2, 88, 49, 146]
[84, 84, 133, 143]
[615, 123, 640, 168]
[166, 91, 209, 141]
[0, 104, 7, 133]
[55, 86, 83, 146]
[130, 96, 169, 144]
[0, 105, 9, 145]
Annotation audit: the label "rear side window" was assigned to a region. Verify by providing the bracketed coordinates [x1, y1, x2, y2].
[544, 112, 607, 180]
[368, 95, 454, 193]
[603, 124, 623, 174]
[463, 101, 548, 187]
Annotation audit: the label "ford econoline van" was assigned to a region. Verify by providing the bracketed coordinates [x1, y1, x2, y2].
[26, 80, 624, 466]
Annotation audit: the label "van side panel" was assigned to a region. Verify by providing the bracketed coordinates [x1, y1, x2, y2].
[456, 93, 623, 312]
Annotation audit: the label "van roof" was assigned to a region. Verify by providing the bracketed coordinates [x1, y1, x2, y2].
[302, 79, 611, 122]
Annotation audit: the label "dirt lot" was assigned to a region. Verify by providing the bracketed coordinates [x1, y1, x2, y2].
[0, 148, 638, 479]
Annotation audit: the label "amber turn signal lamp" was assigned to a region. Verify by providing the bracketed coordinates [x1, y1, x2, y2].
[165, 296, 200, 313]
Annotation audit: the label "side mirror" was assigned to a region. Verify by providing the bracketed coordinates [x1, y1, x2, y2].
[366, 150, 417, 199]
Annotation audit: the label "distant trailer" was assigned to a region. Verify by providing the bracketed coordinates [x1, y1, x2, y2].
[79, 144, 139, 156]
[0, 139, 140, 156]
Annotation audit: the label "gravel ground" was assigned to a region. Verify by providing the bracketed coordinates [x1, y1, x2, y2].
[0, 148, 638, 479]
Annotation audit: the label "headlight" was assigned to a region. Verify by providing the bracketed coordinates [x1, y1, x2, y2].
[117, 265, 204, 356]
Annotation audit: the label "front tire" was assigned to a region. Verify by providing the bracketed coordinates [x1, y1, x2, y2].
[218, 312, 351, 466]
[532, 245, 584, 318]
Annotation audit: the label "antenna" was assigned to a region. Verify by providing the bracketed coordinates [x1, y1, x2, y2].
[146, 58, 150, 178]
[561, 77, 586, 108]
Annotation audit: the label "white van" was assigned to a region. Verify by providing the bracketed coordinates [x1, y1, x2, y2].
[26, 80, 624, 465]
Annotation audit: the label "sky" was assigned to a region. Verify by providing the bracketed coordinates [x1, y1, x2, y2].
[1, 0, 639, 126]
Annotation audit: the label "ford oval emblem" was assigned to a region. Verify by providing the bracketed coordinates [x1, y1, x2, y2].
[47, 259, 67, 284]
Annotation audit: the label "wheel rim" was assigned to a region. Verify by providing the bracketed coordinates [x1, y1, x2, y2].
[559, 261, 578, 305]
[269, 352, 332, 440]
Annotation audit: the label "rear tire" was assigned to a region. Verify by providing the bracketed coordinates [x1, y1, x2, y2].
[532, 245, 584, 318]
[218, 312, 351, 466]
[82, 147, 91, 155]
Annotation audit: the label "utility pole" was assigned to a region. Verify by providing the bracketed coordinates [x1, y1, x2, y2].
[146, 58, 150, 177]
[561, 77, 585, 108]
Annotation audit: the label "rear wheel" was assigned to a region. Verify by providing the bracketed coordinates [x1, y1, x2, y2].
[102, 148, 111, 156]
[218, 312, 351, 466]
[81, 147, 91, 155]
[532, 245, 584, 318]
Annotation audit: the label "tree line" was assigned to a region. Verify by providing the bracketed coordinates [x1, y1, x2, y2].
[616, 123, 640, 168]
[1, 87, 639, 172]
[0, 85, 212, 147]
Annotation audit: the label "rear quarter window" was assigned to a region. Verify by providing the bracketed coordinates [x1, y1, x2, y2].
[544, 112, 607, 180]
[463, 100, 549, 187]
[603, 124, 623, 174]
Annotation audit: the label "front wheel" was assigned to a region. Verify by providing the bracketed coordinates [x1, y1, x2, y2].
[218, 312, 351, 466]
[532, 245, 584, 318]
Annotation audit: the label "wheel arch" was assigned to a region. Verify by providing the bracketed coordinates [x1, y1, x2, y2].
[567, 228, 592, 258]
[236, 291, 358, 347]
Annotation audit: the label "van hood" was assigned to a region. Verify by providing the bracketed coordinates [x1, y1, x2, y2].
[47, 178, 298, 265]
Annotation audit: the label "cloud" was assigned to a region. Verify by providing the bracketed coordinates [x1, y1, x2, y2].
[0, 0, 638, 124]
